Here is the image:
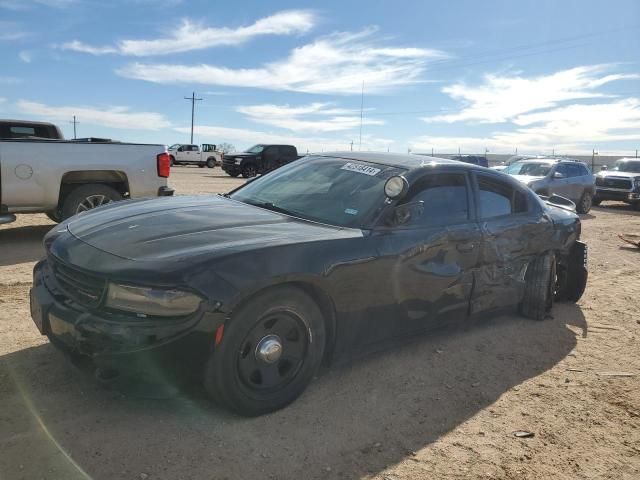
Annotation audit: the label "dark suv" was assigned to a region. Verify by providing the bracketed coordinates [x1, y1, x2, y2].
[222, 144, 301, 178]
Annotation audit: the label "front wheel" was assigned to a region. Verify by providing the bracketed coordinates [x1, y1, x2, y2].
[206, 158, 216, 168]
[61, 184, 122, 220]
[241, 164, 257, 178]
[576, 191, 593, 214]
[556, 242, 588, 302]
[203, 286, 326, 416]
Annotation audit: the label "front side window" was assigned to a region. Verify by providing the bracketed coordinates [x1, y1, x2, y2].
[399, 173, 469, 227]
[505, 161, 553, 177]
[246, 144, 265, 154]
[477, 175, 528, 219]
[230, 156, 405, 228]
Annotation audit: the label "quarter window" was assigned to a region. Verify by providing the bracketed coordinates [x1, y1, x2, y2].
[477, 175, 528, 218]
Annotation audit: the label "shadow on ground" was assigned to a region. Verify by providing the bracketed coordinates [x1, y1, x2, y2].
[0, 304, 586, 480]
[0, 224, 51, 267]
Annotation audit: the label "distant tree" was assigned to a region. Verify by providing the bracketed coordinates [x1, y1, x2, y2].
[218, 142, 235, 154]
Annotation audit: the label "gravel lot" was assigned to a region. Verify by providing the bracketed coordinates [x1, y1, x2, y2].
[1, 167, 639, 480]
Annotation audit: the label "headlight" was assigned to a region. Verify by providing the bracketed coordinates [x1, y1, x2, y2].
[105, 283, 201, 317]
[235, 158, 242, 165]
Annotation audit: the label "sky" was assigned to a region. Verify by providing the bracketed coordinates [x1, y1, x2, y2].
[1, 0, 639, 155]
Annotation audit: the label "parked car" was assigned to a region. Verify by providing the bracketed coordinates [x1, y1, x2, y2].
[0, 120, 173, 225]
[0, 118, 63, 140]
[450, 154, 489, 167]
[222, 144, 301, 178]
[594, 158, 640, 210]
[167, 143, 221, 168]
[503, 158, 595, 213]
[30, 152, 587, 416]
[491, 155, 548, 172]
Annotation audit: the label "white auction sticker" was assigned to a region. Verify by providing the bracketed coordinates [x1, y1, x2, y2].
[341, 162, 381, 176]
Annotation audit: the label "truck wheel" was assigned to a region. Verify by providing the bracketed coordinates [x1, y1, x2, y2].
[576, 191, 593, 214]
[520, 252, 555, 321]
[45, 210, 62, 223]
[206, 158, 216, 168]
[556, 242, 588, 302]
[203, 286, 326, 416]
[242, 164, 257, 178]
[61, 184, 122, 220]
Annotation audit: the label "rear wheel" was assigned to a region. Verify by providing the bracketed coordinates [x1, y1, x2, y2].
[520, 252, 555, 321]
[576, 191, 593, 214]
[203, 286, 325, 416]
[206, 158, 216, 168]
[242, 164, 257, 178]
[61, 184, 122, 220]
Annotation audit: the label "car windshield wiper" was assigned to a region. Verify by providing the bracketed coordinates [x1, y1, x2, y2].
[245, 200, 298, 217]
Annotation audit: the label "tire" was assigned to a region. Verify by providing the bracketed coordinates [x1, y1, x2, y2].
[228, 171, 240, 178]
[45, 210, 62, 223]
[169, 155, 176, 166]
[61, 184, 122, 220]
[556, 242, 588, 303]
[206, 158, 216, 168]
[592, 196, 602, 207]
[203, 286, 326, 416]
[632, 202, 640, 211]
[520, 252, 555, 321]
[576, 191, 593, 214]
[241, 164, 257, 178]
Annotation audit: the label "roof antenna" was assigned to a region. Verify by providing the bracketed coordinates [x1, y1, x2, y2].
[359, 80, 364, 151]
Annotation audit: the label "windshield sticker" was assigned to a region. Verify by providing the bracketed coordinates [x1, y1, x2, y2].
[344, 208, 358, 215]
[341, 162, 381, 176]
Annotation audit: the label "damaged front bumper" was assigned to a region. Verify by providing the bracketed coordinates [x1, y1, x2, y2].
[30, 259, 225, 378]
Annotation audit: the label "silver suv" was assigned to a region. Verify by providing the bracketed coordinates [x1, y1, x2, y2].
[503, 159, 596, 213]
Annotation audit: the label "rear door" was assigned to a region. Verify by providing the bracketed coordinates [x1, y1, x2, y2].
[471, 173, 554, 313]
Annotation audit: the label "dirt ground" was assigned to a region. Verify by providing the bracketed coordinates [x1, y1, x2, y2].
[1, 167, 639, 480]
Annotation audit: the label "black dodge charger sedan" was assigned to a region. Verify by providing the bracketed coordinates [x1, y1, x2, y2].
[30, 152, 587, 415]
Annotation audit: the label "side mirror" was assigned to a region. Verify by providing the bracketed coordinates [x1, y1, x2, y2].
[600, 165, 608, 171]
[387, 201, 424, 226]
[553, 171, 566, 179]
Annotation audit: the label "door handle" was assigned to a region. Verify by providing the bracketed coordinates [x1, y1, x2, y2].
[456, 242, 475, 253]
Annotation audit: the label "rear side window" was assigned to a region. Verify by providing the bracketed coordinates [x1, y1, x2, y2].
[477, 175, 528, 219]
[0, 123, 60, 139]
[401, 173, 469, 226]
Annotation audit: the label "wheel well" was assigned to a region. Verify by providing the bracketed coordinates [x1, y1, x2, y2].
[58, 170, 129, 207]
[229, 281, 337, 365]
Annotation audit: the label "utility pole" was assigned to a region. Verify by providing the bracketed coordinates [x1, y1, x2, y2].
[69, 115, 79, 139]
[350, 140, 354, 151]
[184, 92, 202, 144]
[358, 81, 364, 151]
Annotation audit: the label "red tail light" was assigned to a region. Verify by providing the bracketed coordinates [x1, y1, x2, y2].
[157, 152, 170, 178]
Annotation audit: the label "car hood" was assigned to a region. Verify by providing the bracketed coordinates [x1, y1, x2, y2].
[509, 174, 545, 184]
[598, 171, 639, 179]
[65, 196, 361, 262]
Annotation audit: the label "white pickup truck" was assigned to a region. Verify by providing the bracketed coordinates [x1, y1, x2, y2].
[0, 119, 174, 224]
[168, 143, 222, 168]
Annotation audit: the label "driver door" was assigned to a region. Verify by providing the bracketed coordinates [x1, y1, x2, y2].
[369, 171, 480, 341]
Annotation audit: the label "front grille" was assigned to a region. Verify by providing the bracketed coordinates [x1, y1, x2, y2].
[50, 256, 106, 307]
[596, 176, 632, 190]
[222, 156, 237, 167]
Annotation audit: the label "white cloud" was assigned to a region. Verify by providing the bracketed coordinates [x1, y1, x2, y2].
[0, 21, 29, 40]
[411, 98, 640, 154]
[175, 124, 393, 153]
[0, 76, 22, 84]
[423, 65, 640, 124]
[236, 102, 383, 132]
[0, 0, 74, 9]
[61, 10, 315, 56]
[18, 50, 32, 63]
[118, 29, 446, 94]
[16, 100, 172, 131]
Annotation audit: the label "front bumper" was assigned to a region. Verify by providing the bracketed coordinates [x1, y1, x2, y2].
[30, 259, 224, 378]
[595, 188, 640, 202]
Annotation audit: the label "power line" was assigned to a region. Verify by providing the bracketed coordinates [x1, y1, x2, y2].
[184, 92, 203, 144]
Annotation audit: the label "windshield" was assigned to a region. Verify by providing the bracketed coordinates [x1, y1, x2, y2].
[505, 161, 553, 177]
[612, 160, 640, 173]
[229, 156, 406, 228]
[245, 144, 265, 154]
[168, 144, 181, 150]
